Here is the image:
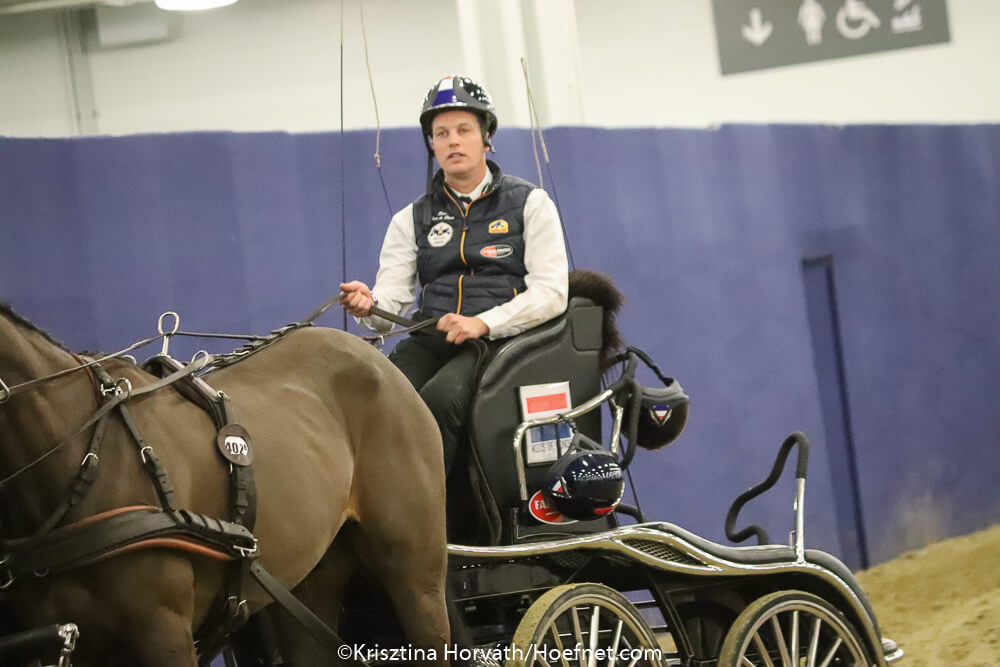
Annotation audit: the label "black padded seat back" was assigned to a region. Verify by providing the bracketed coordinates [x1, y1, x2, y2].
[469, 297, 614, 542]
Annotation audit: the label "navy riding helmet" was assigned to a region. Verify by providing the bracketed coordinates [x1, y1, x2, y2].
[544, 434, 625, 521]
[622, 379, 689, 450]
[419, 75, 498, 146]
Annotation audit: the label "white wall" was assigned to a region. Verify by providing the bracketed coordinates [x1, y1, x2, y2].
[0, 11, 77, 136]
[575, 0, 1000, 126]
[0, 0, 998, 138]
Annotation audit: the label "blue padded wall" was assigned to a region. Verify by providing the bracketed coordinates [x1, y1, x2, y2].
[1, 124, 997, 567]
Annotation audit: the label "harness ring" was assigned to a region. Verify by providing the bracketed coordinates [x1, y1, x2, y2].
[190, 350, 211, 367]
[158, 311, 180, 355]
[157, 311, 180, 336]
[115, 377, 133, 397]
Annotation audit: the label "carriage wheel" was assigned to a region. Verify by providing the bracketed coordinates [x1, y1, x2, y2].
[718, 590, 873, 667]
[506, 583, 663, 667]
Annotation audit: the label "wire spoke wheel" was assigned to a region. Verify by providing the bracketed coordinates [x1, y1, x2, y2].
[506, 583, 663, 667]
[718, 590, 873, 667]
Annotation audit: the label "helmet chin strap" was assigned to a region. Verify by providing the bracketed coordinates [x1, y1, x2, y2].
[423, 137, 435, 232]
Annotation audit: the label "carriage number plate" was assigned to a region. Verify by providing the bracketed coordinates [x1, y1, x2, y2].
[216, 424, 254, 466]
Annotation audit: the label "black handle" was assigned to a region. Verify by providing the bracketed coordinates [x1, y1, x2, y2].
[0, 625, 68, 660]
[614, 503, 646, 523]
[607, 352, 639, 395]
[724, 432, 811, 545]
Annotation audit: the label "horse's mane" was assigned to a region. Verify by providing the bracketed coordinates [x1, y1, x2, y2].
[0, 302, 69, 351]
[567, 269, 625, 371]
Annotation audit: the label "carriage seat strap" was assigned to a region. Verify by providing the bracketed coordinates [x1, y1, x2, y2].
[4, 506, 257, 580]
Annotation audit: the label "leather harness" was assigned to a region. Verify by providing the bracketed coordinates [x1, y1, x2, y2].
[0, 322, 366, 666]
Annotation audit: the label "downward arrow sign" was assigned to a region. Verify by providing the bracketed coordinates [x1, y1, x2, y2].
[742, 8, 773, 46]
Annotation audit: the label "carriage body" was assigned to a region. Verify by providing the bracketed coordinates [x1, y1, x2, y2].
[429, 297, 902, 667]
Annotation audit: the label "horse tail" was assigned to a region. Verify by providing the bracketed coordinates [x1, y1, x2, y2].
[568, 269, 625, 372]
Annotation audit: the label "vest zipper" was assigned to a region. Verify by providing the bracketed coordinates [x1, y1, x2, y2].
[441, 183, 497, 315]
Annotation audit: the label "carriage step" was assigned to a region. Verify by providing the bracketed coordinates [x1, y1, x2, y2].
[882, 636, 904, 662]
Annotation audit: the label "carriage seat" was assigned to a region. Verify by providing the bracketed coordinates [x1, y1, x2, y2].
[463, 296, 618, 545]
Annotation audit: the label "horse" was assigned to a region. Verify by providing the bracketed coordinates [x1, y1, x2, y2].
[0, 302, 450, 666]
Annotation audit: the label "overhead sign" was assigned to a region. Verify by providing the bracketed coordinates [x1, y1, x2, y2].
[711, 0, 950, 75]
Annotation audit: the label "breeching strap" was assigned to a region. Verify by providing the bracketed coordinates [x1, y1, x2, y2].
[249, 561, 368, 667]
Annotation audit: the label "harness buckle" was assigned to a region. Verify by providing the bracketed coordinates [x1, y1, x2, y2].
[226, 596, 249, 617]
[0, 376, 10, 404]
[101, 377, 132, 398]
[57, 623, 79, 667]
[0, 559, 14, 590]
[140, 446, 154, 464]
[81, 452, 99, 468]
[235, 538, 259, 559]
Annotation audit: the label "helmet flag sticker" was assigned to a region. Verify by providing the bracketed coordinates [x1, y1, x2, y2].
[432, 75, 456, 106]
[650, 405, 672, 425]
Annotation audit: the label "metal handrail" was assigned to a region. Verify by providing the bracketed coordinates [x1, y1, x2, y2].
[512, 387, 624, 501]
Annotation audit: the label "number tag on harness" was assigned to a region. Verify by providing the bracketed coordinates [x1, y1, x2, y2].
[217, 424, 254, 466]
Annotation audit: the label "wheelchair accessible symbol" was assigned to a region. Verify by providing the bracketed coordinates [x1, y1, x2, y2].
[836, 0, 881, 39]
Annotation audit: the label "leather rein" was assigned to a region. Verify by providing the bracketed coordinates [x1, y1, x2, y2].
[303, 291, 440, 341]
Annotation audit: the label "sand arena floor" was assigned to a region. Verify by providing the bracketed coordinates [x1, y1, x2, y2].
[856, 522, 1000, 667]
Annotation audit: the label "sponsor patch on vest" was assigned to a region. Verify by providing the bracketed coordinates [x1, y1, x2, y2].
[480, 244, 513, 259]
[428, 221, 453, 248]
[488, 219, 509, 234]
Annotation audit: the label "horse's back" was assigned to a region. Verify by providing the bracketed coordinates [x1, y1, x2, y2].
[198, 326, 444, 573]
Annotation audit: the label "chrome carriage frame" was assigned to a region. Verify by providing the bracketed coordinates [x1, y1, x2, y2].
[432, 297, 904, 667]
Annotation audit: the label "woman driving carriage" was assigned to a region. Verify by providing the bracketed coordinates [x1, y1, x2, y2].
[340, 75, 568, 473]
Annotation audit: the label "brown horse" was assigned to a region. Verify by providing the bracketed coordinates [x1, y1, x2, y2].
[0, 303, 449, 666]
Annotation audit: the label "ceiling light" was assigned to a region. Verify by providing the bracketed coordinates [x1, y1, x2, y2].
[154, 0, 238, 10]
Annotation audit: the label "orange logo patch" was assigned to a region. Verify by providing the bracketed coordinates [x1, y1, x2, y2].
[488, 219, 509, 234]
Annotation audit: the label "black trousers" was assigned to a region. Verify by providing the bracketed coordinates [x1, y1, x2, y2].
[388, 333, 490, 473]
